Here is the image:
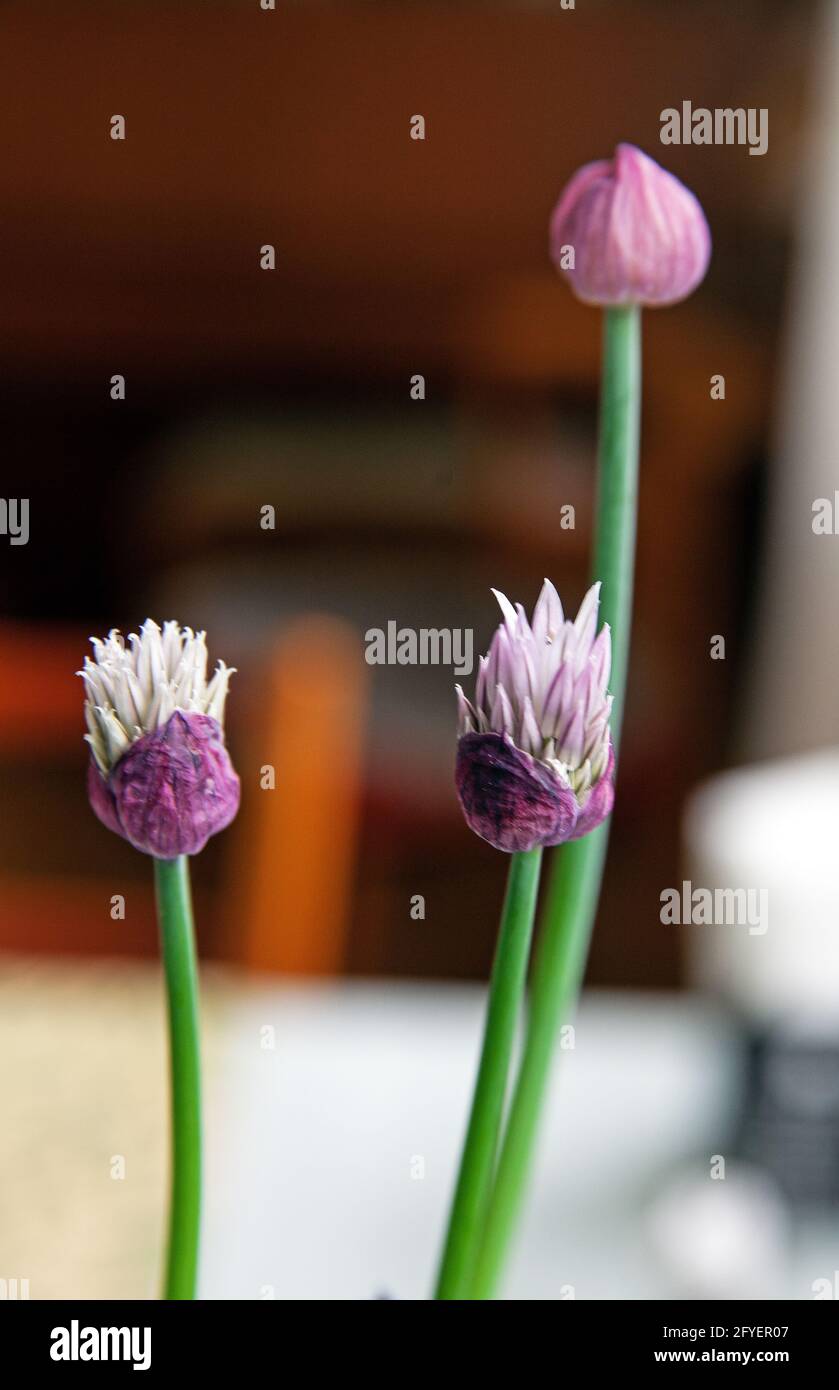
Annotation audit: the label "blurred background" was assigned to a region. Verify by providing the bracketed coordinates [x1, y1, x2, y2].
[0, 0, 837, 1300]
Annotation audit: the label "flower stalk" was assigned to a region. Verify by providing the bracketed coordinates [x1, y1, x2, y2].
[435, 846, 543, 1300]
[468, 304, 642, 1298]
[438, 572, 615, 1299]
[590, 305, 642, 739]
[155, 854, 202, 1301]
[79, 620, 240, 1301]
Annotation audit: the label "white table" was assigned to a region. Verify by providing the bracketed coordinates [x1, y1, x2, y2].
[0, 958, 829, 1299]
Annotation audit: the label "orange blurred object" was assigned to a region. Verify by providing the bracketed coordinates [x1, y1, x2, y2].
[0, 617, 367, 975]
[0, 623, 84, 754]
[232, 616, 367, 976]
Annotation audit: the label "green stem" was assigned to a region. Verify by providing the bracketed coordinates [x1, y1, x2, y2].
[469, 305, 641, 1298]
[154, 855, 202, 1301]
[435, 847, 543, 1299]
[591, 305, 642, 742]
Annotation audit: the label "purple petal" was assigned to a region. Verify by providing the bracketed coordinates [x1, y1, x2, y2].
[543, 660, 574, 738]
[550, 143, 711, 308]
[91, 710, 240, 858]
[490, 684, 515, 736]
[531, 578, 563, 645]
[87, 760, 124, 838]
[514, 602, 530, 639]
[494, 628, 515, 696]
[518, 695, 541, 755]
[455, 732, 578, 853]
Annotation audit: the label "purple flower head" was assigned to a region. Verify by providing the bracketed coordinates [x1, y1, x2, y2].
[550, 143, 711, 307]
[456, 581, 615, 853]
[79, 620, 240, 858]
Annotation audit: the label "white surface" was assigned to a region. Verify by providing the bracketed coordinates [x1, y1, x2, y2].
[2, 958, 832, 1300]
[684, 749, 839, 1025]
[200, 982, 739, 1300]
[647, 1165, 789, 1300]
[742, 0, 839, 759]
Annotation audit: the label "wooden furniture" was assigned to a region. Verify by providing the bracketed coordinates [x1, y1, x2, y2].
[229, 616, 367, 976]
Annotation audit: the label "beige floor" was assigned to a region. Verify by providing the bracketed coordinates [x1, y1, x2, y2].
[0, 954, 233, 1300]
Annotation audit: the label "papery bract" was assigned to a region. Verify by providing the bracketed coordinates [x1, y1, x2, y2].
[88, 711, 240, 858]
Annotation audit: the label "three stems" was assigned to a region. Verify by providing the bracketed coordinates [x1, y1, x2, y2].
[154, 855, 202, 1300]
[150, 310, 641, 1303]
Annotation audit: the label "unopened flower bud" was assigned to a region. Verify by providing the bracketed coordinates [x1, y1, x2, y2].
[550, 143, 711, 307]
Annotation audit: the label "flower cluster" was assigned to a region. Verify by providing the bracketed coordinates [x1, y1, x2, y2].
[80, 621, 240, 858]
[456, 581, 614, 852]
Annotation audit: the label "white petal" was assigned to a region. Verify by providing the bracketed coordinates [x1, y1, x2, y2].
[84, 730, 109, 773]
[556, 703, 585, 767]
[491, 588, 519, 635]
[161, 621, 183, 679]
[572, 582, 601, 659]
[81, 617, 235, 770]
[589, 624, 612, 692]
[531, 578, 563, 644]
[456, 685, 476, 736]
[519, 695, 541, 756]
[205, 663, 234, 725]
[100, 708, 131, 764]
[490, 683, 515, 737]
[475, 655, 489, 717]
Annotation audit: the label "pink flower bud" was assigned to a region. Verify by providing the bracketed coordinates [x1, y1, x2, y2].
[549, 143, 711, 307]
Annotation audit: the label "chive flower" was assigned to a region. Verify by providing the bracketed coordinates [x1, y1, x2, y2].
[80, 620, 240, 858]
[456, 581, 614, 853]
[549, 143, 711, 306]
